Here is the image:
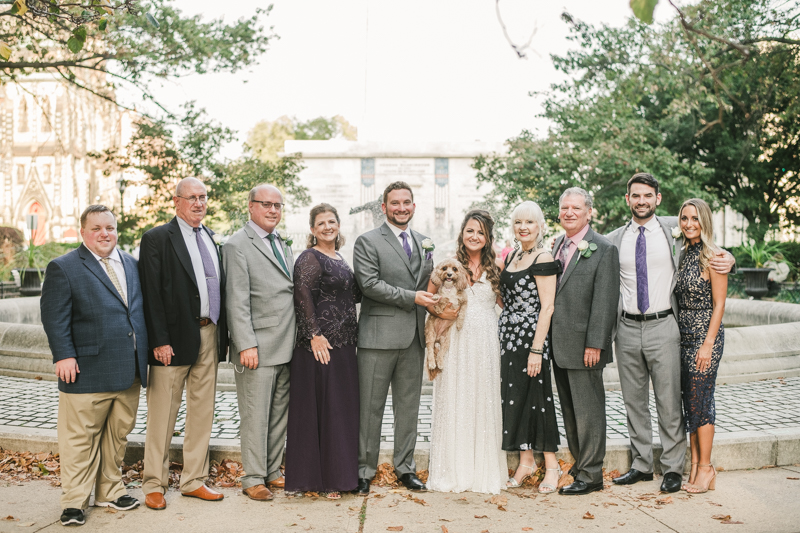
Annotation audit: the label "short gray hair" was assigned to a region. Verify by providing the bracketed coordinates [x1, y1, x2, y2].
[80, 205, 115, 228]
[509, 201, 548, 248]
[559, 187, 593, 211]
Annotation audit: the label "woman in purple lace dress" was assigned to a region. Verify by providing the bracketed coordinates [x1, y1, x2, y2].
[285, 204, 361, 498]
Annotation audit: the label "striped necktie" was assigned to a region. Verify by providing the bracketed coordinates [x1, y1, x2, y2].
[101, 257, 127, 307]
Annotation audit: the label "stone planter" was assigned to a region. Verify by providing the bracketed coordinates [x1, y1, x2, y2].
[738, 267, 772, 300]
[19, 268, 45, 297]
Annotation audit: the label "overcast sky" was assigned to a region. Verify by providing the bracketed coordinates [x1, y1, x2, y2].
[147, 0, 676, 158]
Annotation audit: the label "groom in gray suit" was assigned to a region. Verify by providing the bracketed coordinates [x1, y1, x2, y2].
[609, 173, 734, 493]
[353, 181, 435, 494]
[223, 184, 295, 501]
[550, 188, 620, 496]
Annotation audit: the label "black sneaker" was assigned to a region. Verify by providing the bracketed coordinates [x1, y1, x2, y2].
[95, 495, 140, 511]
[60, 508, 85, 526]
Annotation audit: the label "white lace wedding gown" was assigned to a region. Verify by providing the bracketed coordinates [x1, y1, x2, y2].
[428, 273, 508, 494]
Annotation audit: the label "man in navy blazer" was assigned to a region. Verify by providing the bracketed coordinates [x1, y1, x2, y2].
[41, 205, 148, 527]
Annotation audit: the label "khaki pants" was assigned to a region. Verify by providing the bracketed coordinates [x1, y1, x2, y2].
[57, 379, 141, 510]
[142, 324, 218, 495]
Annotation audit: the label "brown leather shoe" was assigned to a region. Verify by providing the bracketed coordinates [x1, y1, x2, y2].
[243, 484, 274, 501]
[145, 492, 166, 510]
[266, 476, 285, 489]
[182, 485, 224, 501]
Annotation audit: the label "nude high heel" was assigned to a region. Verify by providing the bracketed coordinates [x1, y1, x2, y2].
[686, 464, 716, 493]
[682, 462, 698, 491]
[538, 467, 563, 494]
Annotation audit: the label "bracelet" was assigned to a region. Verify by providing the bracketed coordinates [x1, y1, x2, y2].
[529, 348, 543, 355]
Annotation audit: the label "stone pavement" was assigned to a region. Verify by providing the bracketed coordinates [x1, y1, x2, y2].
[1, 466, 800, 532]
[0, 375, 798, 443]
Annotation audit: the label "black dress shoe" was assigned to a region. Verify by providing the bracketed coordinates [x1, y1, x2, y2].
[660, 472, 682, 493]
[558, 480, 604, 495]
[398, 473, 427, 492]
[60, 508, 85, 526]
[612, 469, 654, 485]
[356, 478, 372, 495]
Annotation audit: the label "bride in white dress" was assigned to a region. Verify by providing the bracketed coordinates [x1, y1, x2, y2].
[426, 210, 508, 494]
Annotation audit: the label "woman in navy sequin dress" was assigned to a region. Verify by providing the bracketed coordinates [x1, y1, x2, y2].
[675, 198, 727, 494]
[285, 204, 361, 498]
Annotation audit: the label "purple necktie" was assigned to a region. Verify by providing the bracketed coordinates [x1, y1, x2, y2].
[400, 231, 412, 260]
[556, 237, 571, 290]
[636, 226, 649, 313]
[194, 227, 220, 324]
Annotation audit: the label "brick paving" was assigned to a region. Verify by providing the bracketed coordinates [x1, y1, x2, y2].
[1, 375, 798, 443]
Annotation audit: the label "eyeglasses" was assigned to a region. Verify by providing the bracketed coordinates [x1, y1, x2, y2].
[176, 195, 208, 204]
[251, 200, 284, 210]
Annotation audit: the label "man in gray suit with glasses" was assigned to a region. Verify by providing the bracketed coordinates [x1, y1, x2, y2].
[353, 181, 435, 494]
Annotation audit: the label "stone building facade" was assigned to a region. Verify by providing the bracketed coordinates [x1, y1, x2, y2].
[0, 75, 134, 244]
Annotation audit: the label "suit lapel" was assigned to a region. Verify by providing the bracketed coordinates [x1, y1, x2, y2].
[167, 218, 199, 288]
[79, 245, 126, 306]
[411, 229, 428, 286]
[381, 223, 415, 277]
[246, 224, 291, 280]
[556, 227, 595, 294]
[657, 216, 681, 271]
[121, 251, 137, 302]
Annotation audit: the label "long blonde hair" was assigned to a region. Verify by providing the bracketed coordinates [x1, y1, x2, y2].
[679, 198, 720, 272]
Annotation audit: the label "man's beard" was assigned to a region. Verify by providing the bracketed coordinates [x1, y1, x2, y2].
[630, 204, 656, 221]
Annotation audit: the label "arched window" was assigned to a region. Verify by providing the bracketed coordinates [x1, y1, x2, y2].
[18, 99, 29, 133]
[40, 97, 52, 133]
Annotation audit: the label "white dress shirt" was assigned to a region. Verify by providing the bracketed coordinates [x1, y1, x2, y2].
[387, 221, 416, 255]
[247, 220, 288, 265]
[177, 216, 220, 319]
[89, 247, 127, 301]
[619, 216, 674, 314]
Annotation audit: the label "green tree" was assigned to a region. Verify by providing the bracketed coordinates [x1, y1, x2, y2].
[1, 1, 274, 113]
[247, 115, 357, 162]
[478, 0, 800, 239]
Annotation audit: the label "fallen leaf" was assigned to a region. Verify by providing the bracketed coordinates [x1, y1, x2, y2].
[721, 520, 744, 525]
[481, 530, 489, 533]
[655, 496, 673, 505]
[498, 505, 507, 511]
[439, 519, 452, 522]
[712, 515, 732, 521]
[603, 502, 619, 508]
[523, 528, 533, 531]
[583, 512, 595, 520]
[387, 527, 403, 532]
[487, 495, 508, 506]
[787, 477, 799, 480]
[105, 508, 118, 514]
[441, 527, 449, 533]
[4, 516, 17, 521]
[475, 515, 488, 519]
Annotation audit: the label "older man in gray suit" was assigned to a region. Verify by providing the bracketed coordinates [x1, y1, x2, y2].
[223, 184, 295, 501]
[550, 187, 620, 495]
[608, 173, 734, 493]
[353, 181, 435, 494]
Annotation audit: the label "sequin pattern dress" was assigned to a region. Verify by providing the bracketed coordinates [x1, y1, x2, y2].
[285, 248, 361, 492]
[676, 242, 724, 434]
[498, 252, 560, 453]
[428, 272, 509, 494]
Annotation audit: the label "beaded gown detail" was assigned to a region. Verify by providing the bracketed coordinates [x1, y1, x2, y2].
[428, 272, 508, 494]
[676, 242, 724, 434]
[285, 248, 361, 492]
[498, 252, 560, 453]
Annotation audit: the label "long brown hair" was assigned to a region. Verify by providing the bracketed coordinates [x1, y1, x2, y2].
[306, 203, 346, 250]
[456, 209, 501, 296]
[679, 198, 720, 272]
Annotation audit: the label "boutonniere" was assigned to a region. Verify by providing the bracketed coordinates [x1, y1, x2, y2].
[671, 226, 682, 255]
[574, 239, 597, 264]
[212, 233, 226, 247]
[421, 238, 435, 261]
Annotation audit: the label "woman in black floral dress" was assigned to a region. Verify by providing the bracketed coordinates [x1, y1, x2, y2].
[285, 204, 361, 498]
[675, 198, 727, 494]
[498, 201, 562, 493]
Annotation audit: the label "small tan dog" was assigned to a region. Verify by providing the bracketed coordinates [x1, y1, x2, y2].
[425, 258, 470, 380]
